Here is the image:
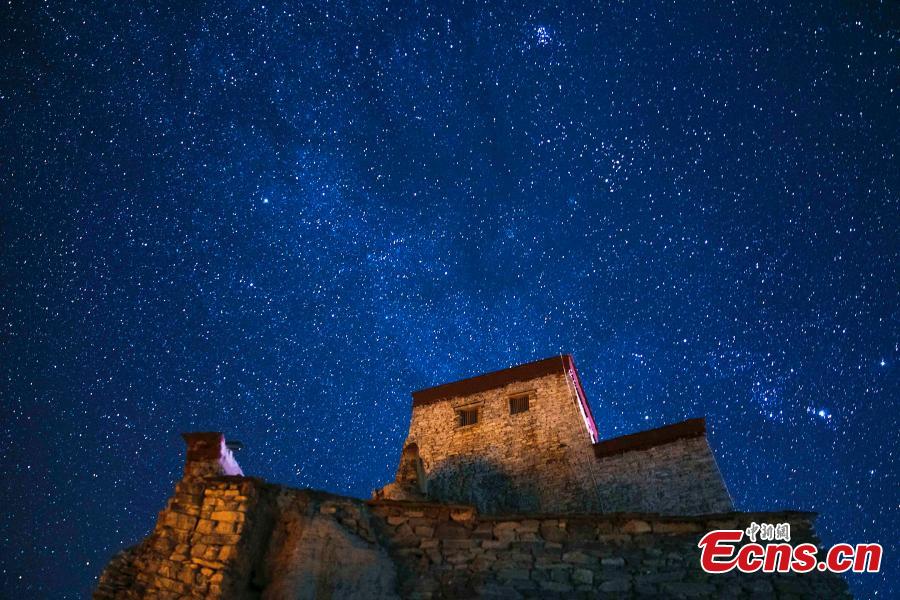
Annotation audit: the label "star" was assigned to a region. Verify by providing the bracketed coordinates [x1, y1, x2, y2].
[2, 2, 894, 598]
[534, 26, 552, 46]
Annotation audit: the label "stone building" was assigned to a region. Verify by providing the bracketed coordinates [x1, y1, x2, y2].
[375, 355, 733, 516]
[95, 356, 851, 599]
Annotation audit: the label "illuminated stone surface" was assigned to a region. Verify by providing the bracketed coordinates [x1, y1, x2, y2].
[95, 360, 849, 598]
[376, 356, 733, 515]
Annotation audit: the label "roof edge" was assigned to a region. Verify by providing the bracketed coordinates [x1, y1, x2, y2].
[593, 417, 707, 458]
[412, 355, 572, 407]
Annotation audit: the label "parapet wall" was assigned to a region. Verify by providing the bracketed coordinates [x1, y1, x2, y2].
[96, 470, 849, 599]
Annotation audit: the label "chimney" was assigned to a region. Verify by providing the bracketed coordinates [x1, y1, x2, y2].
[180, 432, 244, 479]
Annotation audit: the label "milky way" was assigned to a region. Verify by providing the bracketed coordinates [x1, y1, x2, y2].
[1, 1, 897, 596]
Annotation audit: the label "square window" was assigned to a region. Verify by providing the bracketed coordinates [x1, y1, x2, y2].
[457, 407, 479, 427]
[509, 394, 530, 415]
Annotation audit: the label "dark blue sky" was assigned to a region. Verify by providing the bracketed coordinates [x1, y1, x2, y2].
[1, 1, 897, 597]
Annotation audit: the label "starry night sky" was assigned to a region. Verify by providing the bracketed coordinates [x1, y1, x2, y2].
[1, 1, 898, 597]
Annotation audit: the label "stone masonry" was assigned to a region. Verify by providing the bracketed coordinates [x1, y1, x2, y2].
[377, 356, 602, 514]
[96, 433, 850, 598]
[376, 356, 733, 515]
[594, 430, 733, 515]
[95, 357, 851, 598]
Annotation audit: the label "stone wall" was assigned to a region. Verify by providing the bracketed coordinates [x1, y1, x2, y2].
[594, 434, 734, 515]
[95, 434, 400, 600]
[395, 370, 601, 514]
[370, 501, 850, 599]
[95, 433, 271, 599]
[95, 476, 268, 599]
[97, 474, 851, 599]
[380, 358, 734, 517]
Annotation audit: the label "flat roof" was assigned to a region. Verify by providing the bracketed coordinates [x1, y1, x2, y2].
[592, 418, 706, 458]
[412, 355, 573, 407]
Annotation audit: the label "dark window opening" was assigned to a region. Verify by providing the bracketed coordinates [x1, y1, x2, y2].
[509, 394, 530, 415]
[458, 408, 479, 427]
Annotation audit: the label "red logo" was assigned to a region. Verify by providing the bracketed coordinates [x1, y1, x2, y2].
[698, 529, 882, 574]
